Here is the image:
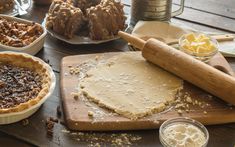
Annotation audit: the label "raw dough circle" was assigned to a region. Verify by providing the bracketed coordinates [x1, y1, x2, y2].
[80, 52, 183, 120]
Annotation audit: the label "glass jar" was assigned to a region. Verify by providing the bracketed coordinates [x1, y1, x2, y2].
[179, 33, 219, 63]
[159, 117, 209, 147]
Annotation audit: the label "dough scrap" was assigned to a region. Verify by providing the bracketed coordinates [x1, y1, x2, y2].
[80, 52, 183, 120]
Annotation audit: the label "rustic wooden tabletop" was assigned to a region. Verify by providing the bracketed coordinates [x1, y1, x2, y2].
[1, 0, 235, 147]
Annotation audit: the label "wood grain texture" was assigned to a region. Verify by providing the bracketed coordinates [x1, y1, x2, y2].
[174, 5, 235, 33]
[61, 52, 235, 131]
[175, 0, 235, 19]
[0, 132, 34, 147]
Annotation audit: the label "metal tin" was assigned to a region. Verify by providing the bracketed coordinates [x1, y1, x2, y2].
[130, 0, 185, 26]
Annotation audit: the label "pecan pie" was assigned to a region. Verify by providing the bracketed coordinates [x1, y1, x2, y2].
[0, 53, 51, 114]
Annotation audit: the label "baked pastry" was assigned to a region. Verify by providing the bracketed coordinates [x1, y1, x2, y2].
[0, 52, 51, 114]
[0, 0, 14, 13]
[86, 0, 126, 40]
[0, 17, 43, 47]
[46, 0, 84, 39]
[71, 0, 101, 12]
[46, 0, 126, 40]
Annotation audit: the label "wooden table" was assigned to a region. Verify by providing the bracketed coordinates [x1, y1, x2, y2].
[1, 0, 235, 146]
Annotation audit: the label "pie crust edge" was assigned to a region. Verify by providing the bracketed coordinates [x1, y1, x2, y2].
[0, 53, 51, 114]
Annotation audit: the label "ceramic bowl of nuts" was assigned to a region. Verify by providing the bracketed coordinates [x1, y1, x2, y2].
[0, 14, 47, 55]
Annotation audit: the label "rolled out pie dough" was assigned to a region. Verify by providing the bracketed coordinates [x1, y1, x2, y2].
[80, 52, 183, 120]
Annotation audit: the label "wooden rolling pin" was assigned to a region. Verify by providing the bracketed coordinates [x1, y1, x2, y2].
[118, 31, 235, 106]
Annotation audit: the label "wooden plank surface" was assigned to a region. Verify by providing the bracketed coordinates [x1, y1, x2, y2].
[174, 6, 235, 33]
[123, 0, 235, 33]
[0, 132, 34, 147]
[175, 0, 235, 19]
[61, 52, 235, 131]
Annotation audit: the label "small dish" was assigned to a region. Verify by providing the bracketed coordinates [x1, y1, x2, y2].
[159, 117, 209, 147]
[179, 33, 219, 62]
[0, 14, 46, 55]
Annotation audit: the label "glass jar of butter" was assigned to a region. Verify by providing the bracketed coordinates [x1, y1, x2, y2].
[159, 117, 209, 147]
[179, 33, 218, 63]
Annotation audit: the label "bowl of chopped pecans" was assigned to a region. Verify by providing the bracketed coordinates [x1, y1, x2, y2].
[0, 14, 46, 55]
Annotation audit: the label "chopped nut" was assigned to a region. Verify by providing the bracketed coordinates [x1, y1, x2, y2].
[177, 109, 183, 114]
[47, 129, 53, 137]
[69, 66, 80, 75]
[45, 118, 55, 137]
[74, 95, 79, 100]
[0, 80, 5, 88]
[22, 119, 29, 126]
[71, 92, 79, 100]
[69, 68, 75, 74]
[88, 111, 94, 117]
[186, 96, 193, 103]
[75, 69, 80, 74]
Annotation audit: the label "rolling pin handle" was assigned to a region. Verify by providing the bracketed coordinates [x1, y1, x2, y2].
[118, 31, 146, 50]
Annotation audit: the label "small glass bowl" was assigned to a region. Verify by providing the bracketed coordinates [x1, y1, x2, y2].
[179, 33, 219, 63]
[159, 117, 209, 147]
